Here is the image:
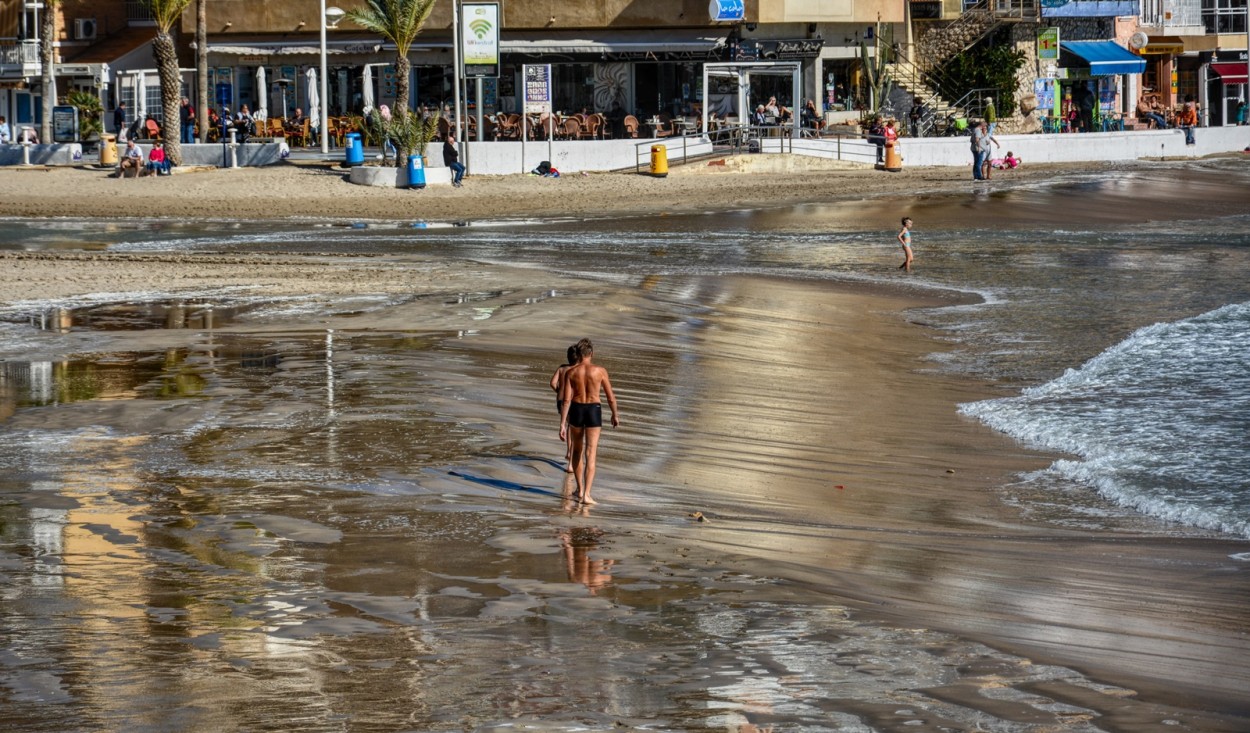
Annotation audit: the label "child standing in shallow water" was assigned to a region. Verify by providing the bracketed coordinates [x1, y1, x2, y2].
[897, 217, 914, 272]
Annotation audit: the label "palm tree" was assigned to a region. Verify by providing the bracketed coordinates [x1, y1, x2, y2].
[39, 0, 62, 143]
[346, 0, 438, 112]
[196, 0, 208, 143]
[145, 0, 194, 165]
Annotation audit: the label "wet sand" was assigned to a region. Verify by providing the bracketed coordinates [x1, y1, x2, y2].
[1, 173, 1249, 730]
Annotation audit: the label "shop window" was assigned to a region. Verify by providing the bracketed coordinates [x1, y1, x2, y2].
[552, 64, 594, 115]
[1176, 69, 1198, 103]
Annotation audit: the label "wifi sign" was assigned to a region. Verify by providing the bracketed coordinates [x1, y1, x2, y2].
[469, 18, 492, 39]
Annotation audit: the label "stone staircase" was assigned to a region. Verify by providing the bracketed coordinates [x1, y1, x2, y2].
[888, 0, 1037, 135]
[884, 57, 959, 136]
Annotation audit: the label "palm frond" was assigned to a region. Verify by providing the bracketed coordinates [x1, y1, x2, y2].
[143, 0, 194, 31]
[346, 0, 437, 54]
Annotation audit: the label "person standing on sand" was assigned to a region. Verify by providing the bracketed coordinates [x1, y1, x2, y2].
[897, 217, 914, 272]
[559, 338, 619, 505]
[550, 344, 579, 470]
[976, 120, 999, 180]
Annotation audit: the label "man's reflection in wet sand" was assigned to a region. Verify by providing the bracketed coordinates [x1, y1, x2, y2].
[558, 525, 614, 595]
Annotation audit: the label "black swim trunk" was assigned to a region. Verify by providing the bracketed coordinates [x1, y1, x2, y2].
[566, 402, 602, 429]
[557, 398, 564, 415]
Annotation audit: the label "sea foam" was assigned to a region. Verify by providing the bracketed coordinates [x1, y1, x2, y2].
[961, 302, 1250, 538]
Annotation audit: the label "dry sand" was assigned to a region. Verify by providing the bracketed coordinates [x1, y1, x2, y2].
[0, 156, 1101, 223]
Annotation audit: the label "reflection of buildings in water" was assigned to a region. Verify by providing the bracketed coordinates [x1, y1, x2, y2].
[0, 353, 208, 411]
[34, 307, 74, 333]
[28, 302, 228, 333]
[559, 527, 614, 595]
[29, 499, 68, 589]
[0, 360, 56, 414]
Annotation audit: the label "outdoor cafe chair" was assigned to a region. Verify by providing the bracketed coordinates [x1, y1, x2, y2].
[623, 115, 640, 138]
[592, 113, 611, 139]
[494, 114, 518, 140]
[579, 115, 599, 140]
[289, 118, 310, 147]
[653, 114, 674, 138]
[561, 117, 582, 140]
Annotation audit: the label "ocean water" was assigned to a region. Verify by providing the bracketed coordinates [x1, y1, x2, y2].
[961, 302, 1250, 538]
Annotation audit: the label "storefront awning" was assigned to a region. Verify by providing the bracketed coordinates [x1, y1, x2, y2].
[1062, 41, 1146, 76]
[1210, 63, 1248, 85]
[208, 45, 352, 56]
[1041, 0, 1138, 17]
[501, 29, 726, 56]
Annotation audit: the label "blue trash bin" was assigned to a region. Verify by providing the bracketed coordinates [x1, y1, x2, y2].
[345, 132, 364, 166]
[406, 154, 426, 189]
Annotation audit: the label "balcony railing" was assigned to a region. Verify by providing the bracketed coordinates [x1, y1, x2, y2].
[0, 40, 41, 76]
[125, 0, 155, 22]
[1140, 0, 1205, 28]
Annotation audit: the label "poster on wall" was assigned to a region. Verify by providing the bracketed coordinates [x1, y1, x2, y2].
[381, 66, 399, 100]
[1035, 78, 1056, 113]
[1098, 76, 1117, 113]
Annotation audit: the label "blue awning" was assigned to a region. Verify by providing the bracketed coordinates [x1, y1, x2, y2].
[1062, 41, 1146, 76]
[1042, 0, 1139, 18]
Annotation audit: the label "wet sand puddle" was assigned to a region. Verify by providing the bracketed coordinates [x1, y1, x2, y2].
[2, 284, 1247, 731]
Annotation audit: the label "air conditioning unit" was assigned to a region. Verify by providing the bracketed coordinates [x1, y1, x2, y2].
[74, 18, 97, 41]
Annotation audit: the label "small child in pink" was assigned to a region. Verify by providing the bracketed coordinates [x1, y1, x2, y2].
[991, 151, 1020, 170]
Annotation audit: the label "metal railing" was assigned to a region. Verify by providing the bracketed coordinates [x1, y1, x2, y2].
[125, 0, 155, 22]
[632, 127, 732, 172]
[632, 124, 884, 171]
[948, 87, 1000, 121]
[0, 40, 40, 66]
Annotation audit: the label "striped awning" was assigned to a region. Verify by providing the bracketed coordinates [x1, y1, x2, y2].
[1210, 63, 1248, 85]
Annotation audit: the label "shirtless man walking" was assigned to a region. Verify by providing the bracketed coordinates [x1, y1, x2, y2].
[559, 338, 619, 505]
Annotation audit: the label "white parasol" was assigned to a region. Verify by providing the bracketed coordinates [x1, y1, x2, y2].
[362, 65, 374, 114]
[255, 66, 267, 120]
[134, 70, 145, 121]
[306, 68, 320, 131]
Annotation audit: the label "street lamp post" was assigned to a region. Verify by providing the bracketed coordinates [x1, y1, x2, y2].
[320, 2, 345, 155]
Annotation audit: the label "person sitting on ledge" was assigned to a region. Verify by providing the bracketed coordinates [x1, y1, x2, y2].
[145, 141, 171, 176]
[1137, 96, 1168, 129]
[118, 139, 144, 178]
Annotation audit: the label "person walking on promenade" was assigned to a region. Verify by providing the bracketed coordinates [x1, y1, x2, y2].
[179, 97, 195, 144]
[1177, 95, 1198, 146]
[113, 101, 126, 135]
[550, 344, 579, 470]
[984, 96, 997, 135]
[897, 217, 914, 272]
[443, 131, 465, 187]
[559, 338, 619, 505]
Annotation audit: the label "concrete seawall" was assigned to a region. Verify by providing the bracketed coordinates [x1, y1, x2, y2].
[7, 126, 1246, 176]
